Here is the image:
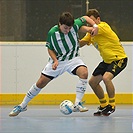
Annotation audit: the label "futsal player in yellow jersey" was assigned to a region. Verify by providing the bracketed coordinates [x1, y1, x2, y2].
[80, 9, 128, 116]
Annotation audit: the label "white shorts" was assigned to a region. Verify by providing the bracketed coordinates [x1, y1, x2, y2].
[41, 57, 87, 79]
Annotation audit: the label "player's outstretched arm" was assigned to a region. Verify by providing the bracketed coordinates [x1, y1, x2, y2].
[82, 16, 98, 36]
[79, 26, 93, 33]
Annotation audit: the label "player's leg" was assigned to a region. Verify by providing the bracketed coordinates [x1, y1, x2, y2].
[72, 65, 89, 112]
[74, 66, 89, 112]
[66, 57, 88, 112]
[20, 74, 52, 109]
[103, 72, 115, 101]
[89, 75, 104, 99]
[97, 72, 115, 116]
[89, 61, 109, 116]
[9, 74, 52, 117]
[89, 75, 108, 116]
[102, 58, 128, 116]
[9, 62, 58, 117]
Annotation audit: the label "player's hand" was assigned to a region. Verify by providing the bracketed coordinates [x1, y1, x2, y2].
[52, 60, 59, 70]
[91, 24, 98, 36]
[91, 27, 98, 36]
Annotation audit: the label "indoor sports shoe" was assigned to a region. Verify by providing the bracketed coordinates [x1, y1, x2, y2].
[73, 102, 88, 112]
[94, 104, 115, 116]
[9, 105, 27, 117]
[102, 104, 115, 116]
[93, 106, 106, 116]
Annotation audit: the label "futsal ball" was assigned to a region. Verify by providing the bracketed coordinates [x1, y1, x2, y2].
[60, 100, 74, 115]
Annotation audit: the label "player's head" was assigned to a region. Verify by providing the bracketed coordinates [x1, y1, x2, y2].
[58, 12, 74, 34]
[86, 9, 100, 24]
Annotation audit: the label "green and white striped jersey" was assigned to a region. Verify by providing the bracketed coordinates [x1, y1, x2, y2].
[46, 17, 86, 62]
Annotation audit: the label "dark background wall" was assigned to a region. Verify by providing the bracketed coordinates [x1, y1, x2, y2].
[0, 0, 133, 41]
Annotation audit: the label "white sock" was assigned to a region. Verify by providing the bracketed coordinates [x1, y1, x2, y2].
[75, 78, 87, 105]
[20, 83, 41, 108]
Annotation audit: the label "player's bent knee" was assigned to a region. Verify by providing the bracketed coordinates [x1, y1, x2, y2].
[81, 71, 88, 79]
[78, 68, 88, 79]
[102, 76, 111, 83]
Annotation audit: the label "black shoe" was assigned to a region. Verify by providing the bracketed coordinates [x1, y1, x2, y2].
[94, 106, 106, 116]
[102, 104, 115, 116]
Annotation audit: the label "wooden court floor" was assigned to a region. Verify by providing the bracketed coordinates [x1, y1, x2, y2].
[0, 105, 132, 133]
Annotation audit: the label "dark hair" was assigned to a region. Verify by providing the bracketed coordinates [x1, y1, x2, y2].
[59, 12, 74, 26]
[86, 9, 100, 18]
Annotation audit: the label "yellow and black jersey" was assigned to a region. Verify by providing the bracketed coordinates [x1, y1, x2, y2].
[81, 22, 127, 63]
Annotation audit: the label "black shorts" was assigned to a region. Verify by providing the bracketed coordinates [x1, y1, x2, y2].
[92, 58, 128, 77]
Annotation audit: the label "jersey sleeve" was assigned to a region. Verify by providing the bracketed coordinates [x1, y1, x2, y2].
[74, 17, 87, 30]
[46, 31, 54, 50]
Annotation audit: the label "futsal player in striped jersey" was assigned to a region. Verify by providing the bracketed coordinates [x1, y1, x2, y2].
[79, 9, 128, 116]
[9, 12, 98, 116]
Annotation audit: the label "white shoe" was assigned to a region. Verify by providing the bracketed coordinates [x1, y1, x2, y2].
[9, 105, 27, 117]
[73, 102, 88, 112]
